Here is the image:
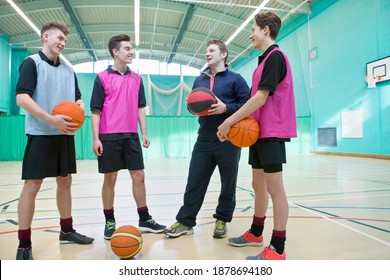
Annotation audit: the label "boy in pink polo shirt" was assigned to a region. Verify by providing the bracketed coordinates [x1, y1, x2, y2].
[90, 34, 166, 240]
[217, 12, 297, 260]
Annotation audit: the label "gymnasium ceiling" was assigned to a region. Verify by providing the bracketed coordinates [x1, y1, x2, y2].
[0, 0, 313, 69]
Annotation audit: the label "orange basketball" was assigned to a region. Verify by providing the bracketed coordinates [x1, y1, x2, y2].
[227, 116, 260, 147]
[51, 101, 85, 130]
[110, 225, 143, 259]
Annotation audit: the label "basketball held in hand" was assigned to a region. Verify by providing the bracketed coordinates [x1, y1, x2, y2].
[186, 87, 217, 116]
[51, 101, 85, 130]
[227, 116, 260, 148]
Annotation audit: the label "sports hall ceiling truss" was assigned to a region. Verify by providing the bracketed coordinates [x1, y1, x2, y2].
[0, 0, 313, 69]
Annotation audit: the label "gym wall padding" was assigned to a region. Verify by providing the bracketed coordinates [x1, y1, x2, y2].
[0, 116, 310, 161]
[0, 33, 11, 114]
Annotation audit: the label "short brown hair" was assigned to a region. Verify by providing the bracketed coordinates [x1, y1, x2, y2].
[40, 21, 69, 41]
[108, 34, 131, 58]
[207, 39, 228, 63]
[254, 12, 281, 40]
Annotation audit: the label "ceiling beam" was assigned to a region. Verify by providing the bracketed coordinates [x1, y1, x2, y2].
[59, 0, 97, 62]
[167, 4, 196, 64]
[63, 47, 206, 69]
[0, 1, 62, 17]
[10, 24, 245, 55]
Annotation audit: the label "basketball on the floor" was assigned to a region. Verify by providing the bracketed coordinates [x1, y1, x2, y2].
[186, 87, 217, 116]
[51, 101, 85, 130]
[110, 225, 143, 259]
[227, 115, 260, 147]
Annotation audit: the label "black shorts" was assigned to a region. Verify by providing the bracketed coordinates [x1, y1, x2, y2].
[22, 135, 77, 180]
[98, 137, 144, 173]
[248, 140, 286, 173]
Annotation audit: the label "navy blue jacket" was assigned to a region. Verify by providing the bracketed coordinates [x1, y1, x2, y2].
[193, 67, 250, 141]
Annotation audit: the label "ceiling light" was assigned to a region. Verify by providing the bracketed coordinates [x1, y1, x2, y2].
[6, 0, 72, 66]
[6, 0, 40, 35]
[134, 0, 140, 47]
[201, 0, 271, 70]
[225, 0, 271, 45]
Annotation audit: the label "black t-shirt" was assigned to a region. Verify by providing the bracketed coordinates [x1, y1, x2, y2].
[16, 51, 81, 100]
[256, 44, 287, 96]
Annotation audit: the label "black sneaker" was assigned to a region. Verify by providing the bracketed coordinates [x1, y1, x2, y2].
[139, 217, 166, 233]
[59, 230, 94, 244]
[104, 219, 116, 240]
[16, 246, 33, 260]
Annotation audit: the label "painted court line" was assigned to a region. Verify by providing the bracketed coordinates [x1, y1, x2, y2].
[292, 192, 390, 204]
[292, 202, 390, 247]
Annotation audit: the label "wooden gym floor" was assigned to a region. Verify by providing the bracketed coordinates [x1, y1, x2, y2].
[0, 154, 389, 260]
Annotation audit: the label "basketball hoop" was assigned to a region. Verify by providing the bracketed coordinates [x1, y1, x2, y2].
[364, 74, 381, 88]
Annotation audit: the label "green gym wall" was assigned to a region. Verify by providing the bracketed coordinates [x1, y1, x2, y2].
[0, 0, 389, 160]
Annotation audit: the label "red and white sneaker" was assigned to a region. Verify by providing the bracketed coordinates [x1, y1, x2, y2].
[228, 230, 263, 247]
[246, 245, 286, 260]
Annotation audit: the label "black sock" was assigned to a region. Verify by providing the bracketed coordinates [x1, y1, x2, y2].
[270, 236, 286, 255]
[61, 226, 74, 233]
[250, 224, 264, 237]
[138, 206, 150, 222]
[18, 240, 32, 248]
[103, 208, 115, 221]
